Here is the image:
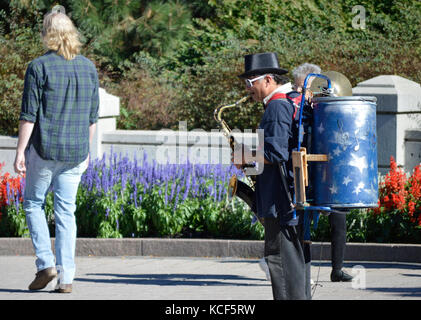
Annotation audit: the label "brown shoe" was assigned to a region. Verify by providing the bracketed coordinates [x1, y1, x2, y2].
[28, 267, 57, 290]
[54, 284, 72, 293]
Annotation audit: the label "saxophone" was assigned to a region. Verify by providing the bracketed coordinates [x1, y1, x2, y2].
[214, 96, 264, 225]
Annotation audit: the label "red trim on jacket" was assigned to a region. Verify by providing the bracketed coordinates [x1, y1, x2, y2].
[266, 92, 302, 120]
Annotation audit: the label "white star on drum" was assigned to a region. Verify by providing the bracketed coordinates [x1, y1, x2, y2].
[318, 123, 325, 134]
[349, 154, 368, 174]
[343, 176, 352, 186]
[353, 182, 365, 195]
[329, 184, 338, 194]
[333, 146, 341, 157]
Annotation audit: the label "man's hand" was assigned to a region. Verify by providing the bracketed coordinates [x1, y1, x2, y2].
[14, 151, 26, 176]
[231, 143, 246, 169]
[231, 152, 244, 169]
[14, 120, 35, 176]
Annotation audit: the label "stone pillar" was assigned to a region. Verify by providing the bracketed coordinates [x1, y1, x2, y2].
[90, 88, 120, 160]
[405, 130, 421, 171]
[353, 75, 421, 174]
[0, 136, 17, 175]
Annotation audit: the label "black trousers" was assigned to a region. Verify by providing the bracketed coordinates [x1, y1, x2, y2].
[329, 212, 347, 271]
[264, 216, 311, 300]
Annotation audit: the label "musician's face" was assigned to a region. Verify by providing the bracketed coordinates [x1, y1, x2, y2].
[246, 75, 274, 102]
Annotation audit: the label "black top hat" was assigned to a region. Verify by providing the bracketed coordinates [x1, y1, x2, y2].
[238, 52, 288, 78]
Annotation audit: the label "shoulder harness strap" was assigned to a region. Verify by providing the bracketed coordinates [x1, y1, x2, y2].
[267, 92, 302, 120]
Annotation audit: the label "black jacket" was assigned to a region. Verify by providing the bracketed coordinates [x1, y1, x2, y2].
[255, 97, 300, 225]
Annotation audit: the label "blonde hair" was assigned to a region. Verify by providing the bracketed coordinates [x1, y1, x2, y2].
[42, 12, 81, 60]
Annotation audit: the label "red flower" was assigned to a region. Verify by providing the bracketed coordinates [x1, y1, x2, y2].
[408, 201, 416, 216]
[0, 162, 25, 221]
[408, 165, 421, 200]
[371, 157, 421, 229]
[384, 157, 407, 194]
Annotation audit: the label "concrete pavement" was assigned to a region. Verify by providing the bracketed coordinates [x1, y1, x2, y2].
[0, 255, 420, 300]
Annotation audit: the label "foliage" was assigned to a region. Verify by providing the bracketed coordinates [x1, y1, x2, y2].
[1, 0, 421, 135]
[69, 0, 193, 63]
[110, 66, 182, 130]
[0, 5, 44, 136]
[310, 209, 370, 243]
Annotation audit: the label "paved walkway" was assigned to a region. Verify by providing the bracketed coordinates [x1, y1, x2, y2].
[0, 256, 420, 300]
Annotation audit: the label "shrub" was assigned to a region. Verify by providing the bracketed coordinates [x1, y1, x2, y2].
[0, 26, 44, 136]
[2, 1, 421, 135]
[109, 66, 181, 131]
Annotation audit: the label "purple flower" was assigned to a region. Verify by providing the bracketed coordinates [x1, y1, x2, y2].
[133, 184, 138, 208]
[170, 181, 176, 202]
[5, 182, 10, 205]
[173, 184, 181, 211]
[183, 175, 191, 202]
[164, 182, 169, 205]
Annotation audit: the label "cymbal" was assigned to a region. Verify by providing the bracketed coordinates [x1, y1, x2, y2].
[309, 71, 352, 97]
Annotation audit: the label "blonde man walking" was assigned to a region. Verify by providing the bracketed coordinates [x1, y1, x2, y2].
[14, 7, 99, 293]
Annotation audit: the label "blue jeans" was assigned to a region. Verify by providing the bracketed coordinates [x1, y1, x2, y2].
[24, 145, 87, 284]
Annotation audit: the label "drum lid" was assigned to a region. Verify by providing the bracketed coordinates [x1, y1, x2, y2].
[312, 96, 377, 103]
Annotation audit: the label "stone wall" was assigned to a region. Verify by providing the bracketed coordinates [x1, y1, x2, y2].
[353, 75, 421, 174]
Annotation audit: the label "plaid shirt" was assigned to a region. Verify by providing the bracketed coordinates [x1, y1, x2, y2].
[20, 51, 99, 163]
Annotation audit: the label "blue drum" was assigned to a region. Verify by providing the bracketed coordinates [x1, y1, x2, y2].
[311, 96, 378, 208]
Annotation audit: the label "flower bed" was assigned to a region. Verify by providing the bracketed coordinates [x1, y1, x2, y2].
[1, 155, 420, 243]
[367, 157, 421, 242]
[0, 152, 264, 239]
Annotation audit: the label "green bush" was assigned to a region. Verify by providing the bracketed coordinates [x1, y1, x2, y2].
[1, 0, 420, 135]
[0, 27, 44, 136]
[310, 209, 370, 243]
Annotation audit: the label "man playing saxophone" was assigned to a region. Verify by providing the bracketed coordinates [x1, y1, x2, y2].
[235, 52, 310, 300]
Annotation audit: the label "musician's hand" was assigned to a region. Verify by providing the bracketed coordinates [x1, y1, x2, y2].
[234, 162, 243, 170]
[231, 153, 244, 169]
[232, 143, 245, 169]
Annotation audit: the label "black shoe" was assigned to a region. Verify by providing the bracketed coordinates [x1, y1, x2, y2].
[330, 270, 353, 282]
